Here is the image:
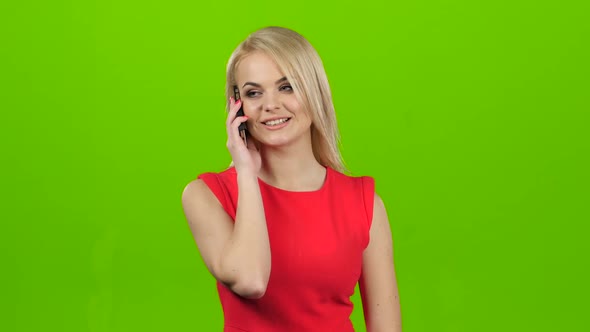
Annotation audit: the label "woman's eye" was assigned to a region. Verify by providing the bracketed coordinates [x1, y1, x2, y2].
[280, 84, 293, 92]
[246, 91, 260, 98]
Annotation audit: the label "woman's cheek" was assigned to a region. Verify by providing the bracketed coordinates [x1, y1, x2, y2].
[243, 102, 256, 116]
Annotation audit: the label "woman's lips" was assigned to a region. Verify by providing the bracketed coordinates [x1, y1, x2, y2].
[261, 118, 291, 130]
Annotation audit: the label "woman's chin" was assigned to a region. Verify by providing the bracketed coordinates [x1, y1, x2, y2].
[255, 136, 293, 148]
[252, 128, 310, 149]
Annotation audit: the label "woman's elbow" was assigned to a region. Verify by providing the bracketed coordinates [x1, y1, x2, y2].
[216, 257, 270, 299]
[231, 278, 268, 299]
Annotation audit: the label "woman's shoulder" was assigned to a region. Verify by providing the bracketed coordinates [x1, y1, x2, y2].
[197, 166, 237, 180]
[327, 167, 375, 197]
[329, 166, 375, 184]
[192, 166, 238, 192]
[183, 166, 238, 211]
[182, 166, 236, 194]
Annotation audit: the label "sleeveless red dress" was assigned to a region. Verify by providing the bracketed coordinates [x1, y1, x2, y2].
[197, 166, 375, 332]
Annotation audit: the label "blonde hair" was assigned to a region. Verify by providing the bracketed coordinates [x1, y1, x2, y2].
[225, 26, 349, 174]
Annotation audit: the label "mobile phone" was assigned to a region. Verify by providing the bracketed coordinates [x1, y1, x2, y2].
[233, 85, 248, 145]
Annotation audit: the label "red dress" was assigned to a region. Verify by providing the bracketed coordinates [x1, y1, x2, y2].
[197, 166, 375, 332]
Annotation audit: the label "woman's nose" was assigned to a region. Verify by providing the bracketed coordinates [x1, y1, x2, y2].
[262, 92, 280, 111]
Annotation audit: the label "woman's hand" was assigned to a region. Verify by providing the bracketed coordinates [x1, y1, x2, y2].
[226, 97, 261, 175]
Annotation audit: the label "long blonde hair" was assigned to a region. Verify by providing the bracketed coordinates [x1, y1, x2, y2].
[225, 26, 349, 174]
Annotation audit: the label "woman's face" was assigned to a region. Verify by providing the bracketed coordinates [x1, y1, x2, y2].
[235, 52, 312, 148]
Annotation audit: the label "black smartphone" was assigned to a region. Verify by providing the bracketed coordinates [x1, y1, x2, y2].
[233, 85, 248, 145]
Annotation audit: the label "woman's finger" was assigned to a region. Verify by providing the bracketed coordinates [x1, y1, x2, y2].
[225, 98, 242, 134]
[227, 115, 249, 147]
[231, 116, 248, 132]
[225, 97, 238, 127]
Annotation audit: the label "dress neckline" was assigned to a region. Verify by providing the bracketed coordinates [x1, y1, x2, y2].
[257, 166, 330, 194]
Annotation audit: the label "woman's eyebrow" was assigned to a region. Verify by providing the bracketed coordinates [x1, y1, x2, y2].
[242, 76, 288, 88]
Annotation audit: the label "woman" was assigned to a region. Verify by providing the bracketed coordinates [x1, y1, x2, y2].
[181, 26, 401, 332]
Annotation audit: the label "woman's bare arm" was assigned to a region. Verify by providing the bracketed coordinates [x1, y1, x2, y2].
[181, 172, 270, 299]
[359, 193, 402, 331]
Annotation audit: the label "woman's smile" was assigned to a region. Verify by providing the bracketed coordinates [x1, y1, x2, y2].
[261, 117, 292, 130]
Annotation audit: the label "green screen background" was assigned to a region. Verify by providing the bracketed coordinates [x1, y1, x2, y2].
[2, 1, 588, 331]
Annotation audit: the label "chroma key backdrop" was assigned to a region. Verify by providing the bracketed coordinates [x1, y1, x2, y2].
[1, 1, 588, 331]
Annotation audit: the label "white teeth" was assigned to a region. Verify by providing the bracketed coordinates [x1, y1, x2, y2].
[265, 118, 289, 126]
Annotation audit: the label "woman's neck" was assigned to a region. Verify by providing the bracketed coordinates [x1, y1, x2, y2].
[257, 139, 326, 191]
